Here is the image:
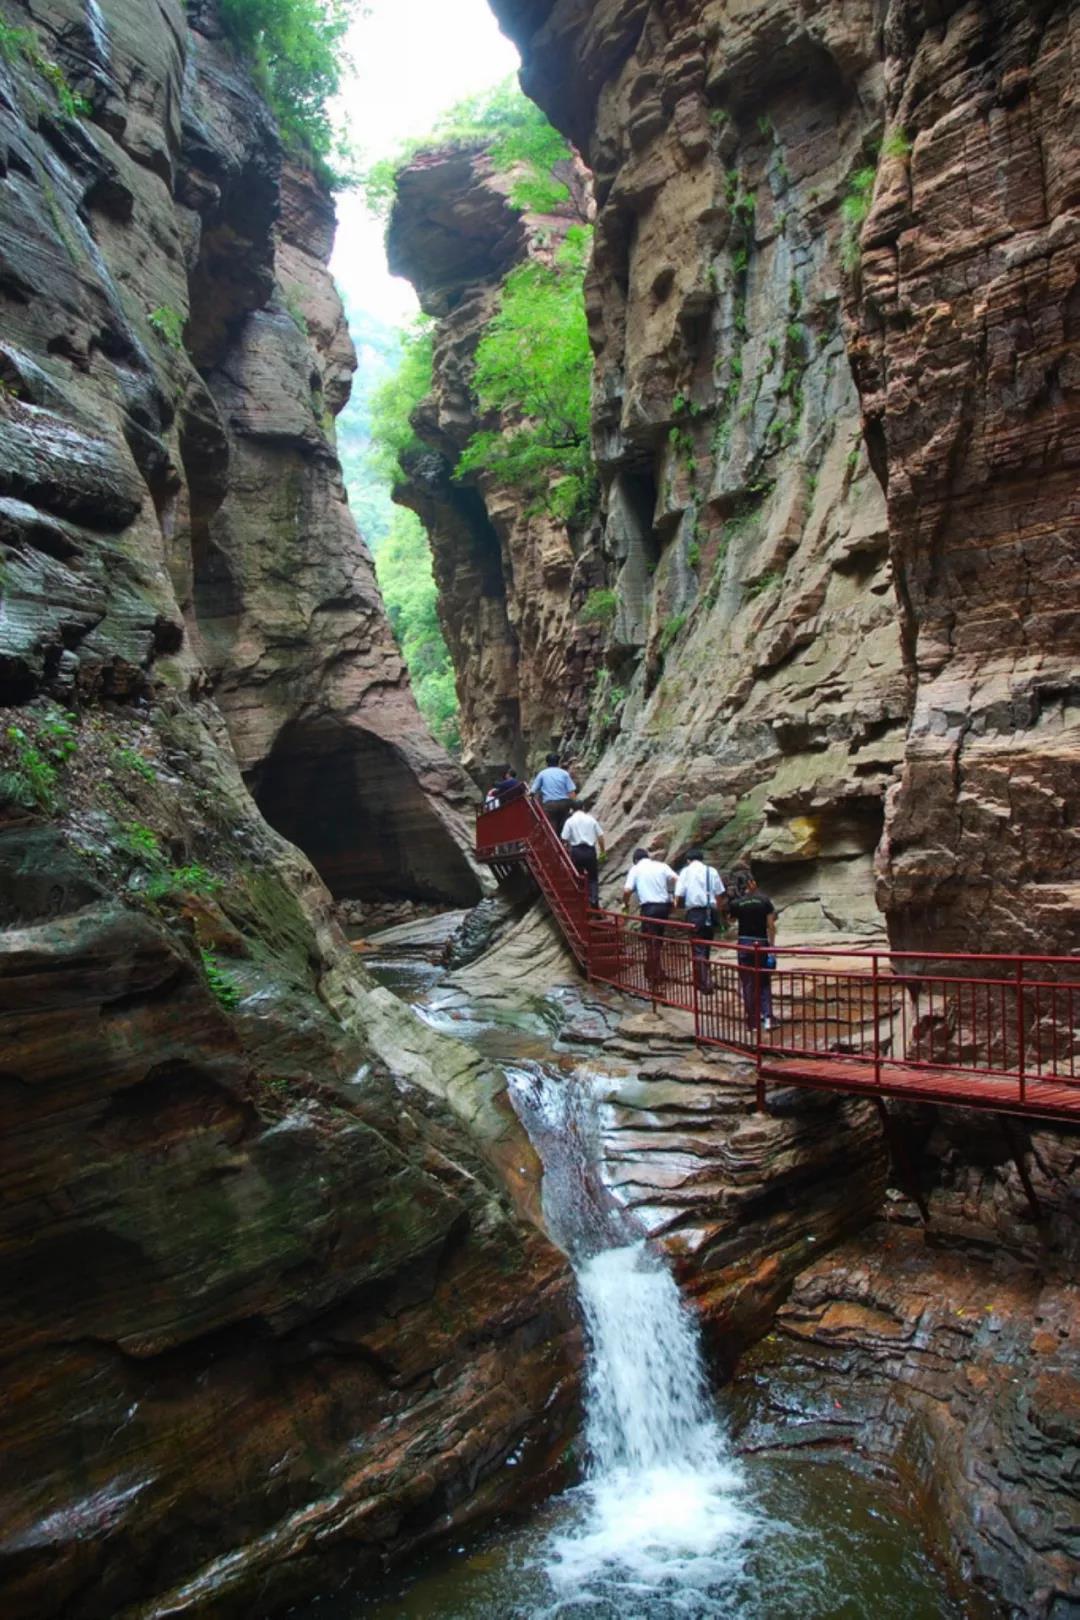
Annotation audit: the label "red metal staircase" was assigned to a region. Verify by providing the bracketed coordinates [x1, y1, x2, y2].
[477, 793, 1080, 1124]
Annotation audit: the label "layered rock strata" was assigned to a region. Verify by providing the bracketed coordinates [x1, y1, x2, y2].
[453, 907, 1079, 1612]
[733, 1217, 1079, 1615]
[388, 147, 607, 781]
[438, 1, 911, 934]
[489, 0, 1079, 955]
[0, 1, 571, 1613]
[847, 0, 1080, 956]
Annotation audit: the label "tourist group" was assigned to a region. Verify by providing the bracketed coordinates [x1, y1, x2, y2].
[484, 758, 778, 1029]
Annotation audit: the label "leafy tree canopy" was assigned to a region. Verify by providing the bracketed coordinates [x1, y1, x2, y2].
[456, 225, 594, 520]
[218, 0, 364, 183]
[334, 300, 402, 549]
[366, 317, 434, 485]
[362, 76, 572, 220]
[376, 510, 460, 752]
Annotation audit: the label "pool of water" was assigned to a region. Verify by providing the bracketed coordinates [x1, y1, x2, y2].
[294, 1450, 958, 1619]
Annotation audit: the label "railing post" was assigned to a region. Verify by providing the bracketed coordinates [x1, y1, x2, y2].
[692, 931, 702, 1046]
[755, 943, 766, 1111]
[872, 951, 882, 1086]
[1016, 959, 1025, 1106]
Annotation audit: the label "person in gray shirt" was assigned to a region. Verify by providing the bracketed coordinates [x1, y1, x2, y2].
[530, 753, 577, 834]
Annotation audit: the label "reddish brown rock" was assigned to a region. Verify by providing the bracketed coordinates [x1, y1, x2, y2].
[844, 0, 1080, 955]
[0, 3, 570, 1614]
[455, 1, 908, 933]
[731, 1225, 1080, 1614]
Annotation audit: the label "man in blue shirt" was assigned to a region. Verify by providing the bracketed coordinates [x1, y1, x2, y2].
[530, 753, 577, 834]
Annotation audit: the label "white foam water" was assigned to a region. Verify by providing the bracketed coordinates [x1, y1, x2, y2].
[542, 1241, 755, 1613]
[504, 1067, 756, 1613]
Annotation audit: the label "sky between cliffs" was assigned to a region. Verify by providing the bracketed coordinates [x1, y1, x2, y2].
[330, 0, 520, 323]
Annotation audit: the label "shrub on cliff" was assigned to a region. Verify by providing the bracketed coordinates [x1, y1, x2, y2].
[218, 0, 362, 178]
[377, 511, 460, 753]
[456, 225, 594, 521]
[367, 318, 434, 485]
[362, 77, 574, 220]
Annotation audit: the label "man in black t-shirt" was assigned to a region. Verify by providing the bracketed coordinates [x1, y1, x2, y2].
[726, 872, 776, 1030]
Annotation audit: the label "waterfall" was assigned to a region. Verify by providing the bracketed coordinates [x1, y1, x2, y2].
[84, 0, 110, 65]
[508, 1067, 756, 1613]
[578, 1243, 715, 1475]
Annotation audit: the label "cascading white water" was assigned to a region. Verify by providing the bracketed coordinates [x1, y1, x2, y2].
[508, 1067, 757, 1613]
[578, 1243, 714, 1476]
[544, 1242, 755, 1612]
[84, 0, 110, 65]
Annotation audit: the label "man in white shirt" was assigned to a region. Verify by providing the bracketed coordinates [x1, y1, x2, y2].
[623, 846, 677, 986]
[675, 847, 725, 994]
[562, 806, 605, 906]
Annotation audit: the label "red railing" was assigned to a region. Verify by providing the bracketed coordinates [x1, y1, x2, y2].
[476, 797, 1080, 1121]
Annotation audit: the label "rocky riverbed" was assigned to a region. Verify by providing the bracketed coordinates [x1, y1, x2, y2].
[362, 904, 1080, 1617]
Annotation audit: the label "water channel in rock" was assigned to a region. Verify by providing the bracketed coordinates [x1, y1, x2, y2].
[296, 924, 966, 1619]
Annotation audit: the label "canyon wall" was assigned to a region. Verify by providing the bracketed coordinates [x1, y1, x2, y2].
[388, 146, 607, 781]
[404, 2, 909, 934]
[0, 1, 575, 1613]
[468, 1, 1080, 1606]
[465, 0, 1079, 952]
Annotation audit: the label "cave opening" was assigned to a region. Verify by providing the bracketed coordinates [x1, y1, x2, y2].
[252, 717, 482, 906]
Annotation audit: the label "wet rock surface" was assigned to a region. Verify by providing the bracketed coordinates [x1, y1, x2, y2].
[453, 901, 1080, 1614]
[730, 1226, 1080, 1617]
[0, 3, 569, 1614]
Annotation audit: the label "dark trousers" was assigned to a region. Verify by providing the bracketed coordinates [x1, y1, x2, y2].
[685, 906, 715, 993]
[639, 901, 672, 984]
[569, 842, 599, 906]
[737, 937, 773, 1027]
[542, 798, 573, 836]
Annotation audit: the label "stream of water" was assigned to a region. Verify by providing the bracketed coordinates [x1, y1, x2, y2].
[297, 936, 964, 1618]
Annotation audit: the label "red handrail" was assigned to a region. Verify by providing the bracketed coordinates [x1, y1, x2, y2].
[475, 800, 1080, 1122]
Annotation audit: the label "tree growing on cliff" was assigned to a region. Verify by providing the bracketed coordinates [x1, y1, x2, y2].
[218, 0, 363, 178]
[456, 226, 594, 521]
[366, 318, 434, 485]
[376, 511, 460, 753]
[361, 78, 578, 221]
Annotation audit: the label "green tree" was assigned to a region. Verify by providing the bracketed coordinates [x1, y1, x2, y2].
[375, 510, 460, 752]
[367, 317, 434, 484]
[361, 77, 573, 220]
[334, 300, 402, 549]
[456, 226, 594, 519]
[218, 0, 363, 179]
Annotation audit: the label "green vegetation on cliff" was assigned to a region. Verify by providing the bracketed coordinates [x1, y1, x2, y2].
[334, 301, 402, 548]
[362, 78, 574, 219]
[377, 511, 460, 753]
[457, 225, 594, 521]
[336, 320, 457, 750]
[218, 0, 363, 178]
[367, 317, 434, 484]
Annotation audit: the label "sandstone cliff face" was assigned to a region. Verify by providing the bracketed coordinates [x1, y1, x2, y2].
[848, 0, 1080, 956]
[0, 2, 573, 1612]
[488, 0, 1079, 953]
[430, 1, 910, 935]
[388, 147, 608, 781]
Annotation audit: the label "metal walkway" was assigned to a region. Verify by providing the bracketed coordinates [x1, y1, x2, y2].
[477, 793, 1080, 1124]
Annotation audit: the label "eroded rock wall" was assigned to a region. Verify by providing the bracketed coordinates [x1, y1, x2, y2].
[0, 1, 573, 1612]
[850, 0, 1080, 955]
[453, 1, 910, 934]
[491, 0, 1079, 952]
[388, 147, 607, 781]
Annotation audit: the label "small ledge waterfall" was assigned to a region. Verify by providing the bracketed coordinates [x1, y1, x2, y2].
[509, 1066, 755, 1609]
